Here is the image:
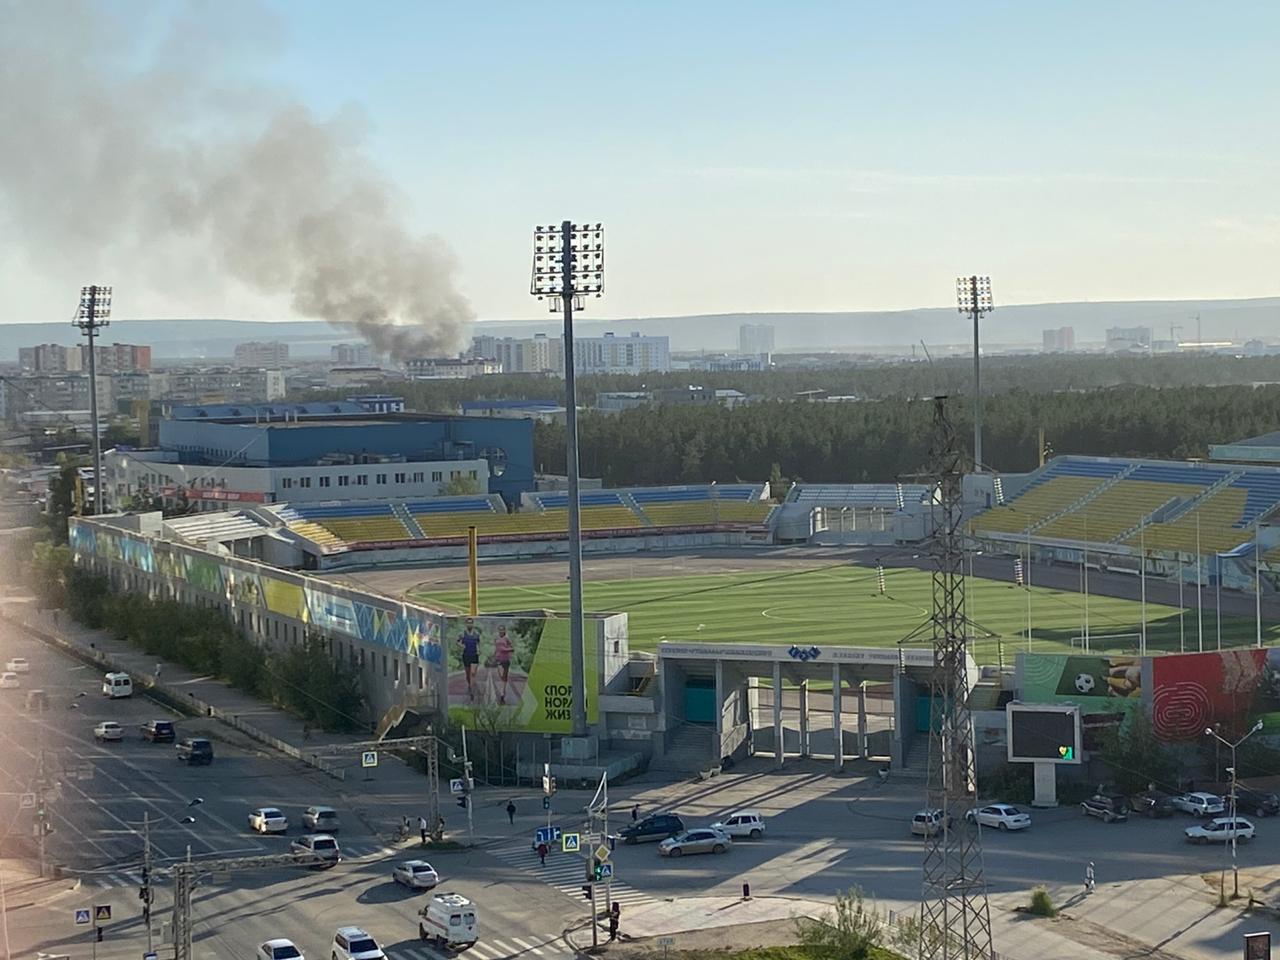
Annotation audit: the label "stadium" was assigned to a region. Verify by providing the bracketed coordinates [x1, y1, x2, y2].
[72, 403, 1280, 783]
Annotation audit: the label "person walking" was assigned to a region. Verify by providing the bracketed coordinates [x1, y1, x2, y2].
[609, 903, 620, 942]
[494, 626, 515, 704]
[506, 799, 517, 825]
[435, 815, 445, 838]
[155, 662, 162, 681]
[631, 803, 639, 823]
[537, 841, 548, 866]
[1085, 860, 1096, 894]
[419, 815, 428, 846]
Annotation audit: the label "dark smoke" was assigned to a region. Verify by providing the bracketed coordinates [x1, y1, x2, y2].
[0, 1, 473, 357]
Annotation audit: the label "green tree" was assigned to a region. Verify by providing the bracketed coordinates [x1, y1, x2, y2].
[441, 474, 482, 496]
[1099, 708, 1180, 795]
[794, 886, 883, 959]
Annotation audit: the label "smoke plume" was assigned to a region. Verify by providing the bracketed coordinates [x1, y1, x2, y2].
[0, 1, 473, 357]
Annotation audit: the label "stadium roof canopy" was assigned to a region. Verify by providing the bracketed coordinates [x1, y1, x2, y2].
[1209, 432, 1280, 464]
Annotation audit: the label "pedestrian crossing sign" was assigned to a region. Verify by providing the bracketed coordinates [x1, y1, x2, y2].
[94, 904, 111, 921]
[361, 751, 378, 768]
[562, 832, 580, 853]
[598, 862, 614, 879]
[74, 908, 90, 925]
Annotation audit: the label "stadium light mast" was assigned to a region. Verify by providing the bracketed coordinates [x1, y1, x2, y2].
[531, 222, 604, 739]
[74, 284, 112, 515]
[956, 276, 994, 471]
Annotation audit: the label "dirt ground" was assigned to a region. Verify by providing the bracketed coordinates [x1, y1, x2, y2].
[321, 545, 875, 601]
[578, 917, 810, 959]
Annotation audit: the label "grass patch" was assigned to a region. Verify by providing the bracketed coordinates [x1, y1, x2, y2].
[637, 948, 903, 960]
[1028, 886, 1058, 917]
[415, 564, 1274, 666]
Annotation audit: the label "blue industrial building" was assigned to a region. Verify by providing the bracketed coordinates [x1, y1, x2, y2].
[155, 411, 533, 505]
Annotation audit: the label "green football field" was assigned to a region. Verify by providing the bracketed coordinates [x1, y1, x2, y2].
[413, 563, 1278, 666]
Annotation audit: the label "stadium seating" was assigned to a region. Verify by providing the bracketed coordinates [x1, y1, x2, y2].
[409, 496, 503, 538]
[972, 458, 1129, 536]
[282, 502, 415, 544]
[1131, 471, 1280, 556]
[631, 487, 717, 526]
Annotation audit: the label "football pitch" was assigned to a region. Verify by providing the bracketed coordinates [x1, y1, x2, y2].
[414, 563, 1278, 665]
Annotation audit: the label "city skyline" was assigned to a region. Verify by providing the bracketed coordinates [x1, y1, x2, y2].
[1, 1, 1277, 329]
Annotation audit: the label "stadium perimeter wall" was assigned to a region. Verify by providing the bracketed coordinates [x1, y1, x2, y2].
[67, 514, 629, 738]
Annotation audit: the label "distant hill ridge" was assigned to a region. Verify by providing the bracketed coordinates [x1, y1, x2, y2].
[1, 296, 1276, 359]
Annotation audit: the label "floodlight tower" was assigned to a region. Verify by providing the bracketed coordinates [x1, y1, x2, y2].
[531, 222, 604, 738]
[919, 396, 994, 960]
[956, 276, 994, 471]
[73, 284, 112, 514]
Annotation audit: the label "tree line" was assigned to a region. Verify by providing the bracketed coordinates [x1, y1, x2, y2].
[532, 384, 1280, 486]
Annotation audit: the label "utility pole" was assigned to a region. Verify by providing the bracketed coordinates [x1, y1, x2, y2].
[1256, 519, 1264, 648]
[141, 813, 154, 954]
[919, 396, 994, 960]
[1206, 721, 1263, 901]
[308, 732, 442, 834]
[531, 223, 604, 738]
[35, 749, 47, 877]
[73, 285, 112, 515]
[461, 726, 474, 845]
[956, 276, 994, 472]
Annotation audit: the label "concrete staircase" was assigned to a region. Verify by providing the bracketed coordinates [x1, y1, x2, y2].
[651, 723, 716, 775]
[391, 501, 427, 539]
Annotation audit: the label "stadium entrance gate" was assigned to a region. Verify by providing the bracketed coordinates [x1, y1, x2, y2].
[656, 643, 975, 773]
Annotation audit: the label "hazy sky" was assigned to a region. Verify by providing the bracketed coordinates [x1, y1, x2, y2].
[2, 1, 1278, 325]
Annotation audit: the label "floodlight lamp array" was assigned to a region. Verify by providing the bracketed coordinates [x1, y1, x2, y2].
[531, 223, 604, 301]
[75, 285, 113, 325]
[955, 276, 993, 315]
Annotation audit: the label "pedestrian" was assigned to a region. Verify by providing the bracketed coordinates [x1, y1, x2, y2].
[436, 815, 445, 838]
[1085, 860, 1095, 894]
[537, 841, 548, 866]
[609, 902, 620, 942]
[419, 815, 428, 846]
[631, 803, 639, 822]
[400, 815, 411, 841]
[506, 799, 516, 825]
[155, 662, 162, 681]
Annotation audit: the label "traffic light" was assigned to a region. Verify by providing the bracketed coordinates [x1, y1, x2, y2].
[96, 926, 103, 943]
[593, 860, 605, 882]
[581, 884, 592, 901]
[457, 797, 468, 809]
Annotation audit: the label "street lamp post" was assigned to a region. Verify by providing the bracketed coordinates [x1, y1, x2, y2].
[73, 284, 112, 515]
[1205, 720, 1264, 900]
[956, 276, 994, 471]
[531, 223, 604, 738]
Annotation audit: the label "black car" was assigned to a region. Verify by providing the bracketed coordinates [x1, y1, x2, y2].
[1081, 793, 1129, 823]
[1234, 786, 1280, 817]
[620, 813, 685, 844]
[141, 720, 176, 743]
[176, 737, 213, 765]
[1130, 789, 1175, 818]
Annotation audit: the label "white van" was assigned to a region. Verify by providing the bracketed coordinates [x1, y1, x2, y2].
[418, 892, 478, 951]
[102, 673, 133, 699]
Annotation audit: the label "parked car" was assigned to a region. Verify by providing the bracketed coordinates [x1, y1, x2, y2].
[248, 807, 288, 834]
[0, 672, 19, 690]
[1130, 789, 1176, 818]
[621, 813, 685, 845]
[1171, 792, 1226, 818]
[710, 810, 766, 839]
[332, 927, 385, 960]
[1233, 786, 1280, 818]
[141, 719, 176, 743]
[392, 859, 439, 890]
[658, 828, 731, 857]
[176, 738, 213, 765]
[5, 657, 30, 673]
[965, 804, 1032, 831]
[290, 833, 340, 868]
[910, 809, 953, 837]
[93, 721, 124, 742]
[257, 939, 304, 960]
[1081, 793, 1129, 823]
[303, 805, 341, 833]
[1185, 817, 1255, 844]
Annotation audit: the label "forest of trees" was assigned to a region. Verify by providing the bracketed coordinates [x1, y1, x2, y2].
[535, 384, 1280, 486]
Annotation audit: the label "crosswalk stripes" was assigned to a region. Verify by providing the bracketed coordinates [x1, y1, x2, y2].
[387, 935, 575, 960]
[486, 841, 655, 909]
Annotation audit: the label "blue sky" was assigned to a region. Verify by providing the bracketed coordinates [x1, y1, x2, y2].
[5, 1, 1280, 323]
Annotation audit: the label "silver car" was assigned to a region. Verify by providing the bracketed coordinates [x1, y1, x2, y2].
[392, 859, 439, 889]
[290, 833, 340, 868]
[302, 805, 340, 833]
[658, 828, 731, 857]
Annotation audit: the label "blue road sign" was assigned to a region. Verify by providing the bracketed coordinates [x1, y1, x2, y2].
[598, 863, 614, 879]
[74, 908, 91, 925]
[535, 825, 562, 845]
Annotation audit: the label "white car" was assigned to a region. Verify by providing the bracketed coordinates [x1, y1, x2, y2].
[0, 672, 19, 690]
[1171, 792, 1226, 818]
[93, 721, 124, 742]
[257, 939, 304, 960]
[5, 658, 30, 674]
[291, 834, 340, 868]
[1185, 817, 1255, 844]
[332, 926, 385, 960]
[658, 828, 732, 857]
[248, 807, 289, 834]
[911, 809, 953, 837]
[392, 859, 440, 890]
[710, 809, 766, 839]
[965, 803, 1032, 831]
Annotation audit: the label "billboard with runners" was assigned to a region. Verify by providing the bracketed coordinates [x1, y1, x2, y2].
[445, 614, 598, 732]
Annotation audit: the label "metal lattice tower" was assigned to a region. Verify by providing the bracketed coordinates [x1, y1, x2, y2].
[919, 396, 994, 960]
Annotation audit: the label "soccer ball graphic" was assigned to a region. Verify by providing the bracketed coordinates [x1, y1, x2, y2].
[1074, 672, 1097, 695]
